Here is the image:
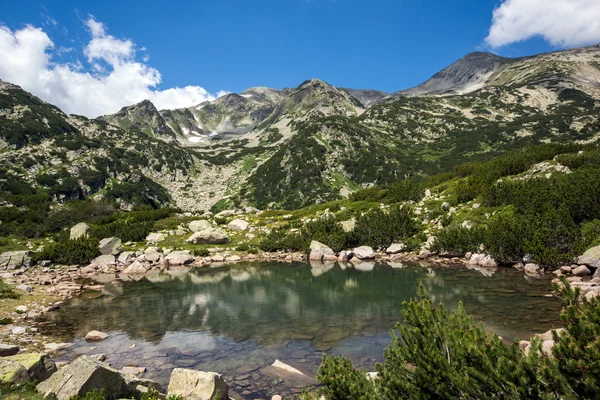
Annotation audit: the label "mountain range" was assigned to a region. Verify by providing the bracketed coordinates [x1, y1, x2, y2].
[1, 44, 599, 212]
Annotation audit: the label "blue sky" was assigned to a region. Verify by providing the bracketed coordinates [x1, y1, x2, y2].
[1, 0, 599, 116]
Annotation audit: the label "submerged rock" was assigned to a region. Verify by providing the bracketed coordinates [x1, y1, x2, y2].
[85, 331, 109, 342]
[167, 368, 229, 400]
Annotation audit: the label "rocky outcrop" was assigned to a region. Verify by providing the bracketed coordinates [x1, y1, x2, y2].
[37, 356, 159, 400]
[186, 229, 230, 245]
[0, 251, 32, 271]
[99, 237, 122, 255]
[167, 368, 229, 400]
[70, 223, 90, 240]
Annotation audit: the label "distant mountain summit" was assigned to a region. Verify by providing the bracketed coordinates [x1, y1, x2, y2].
[3, 44, 599, 212]
[398, 52, 511, 96]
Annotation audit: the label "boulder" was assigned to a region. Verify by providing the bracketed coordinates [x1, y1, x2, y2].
[578, 245, 600, 269]
[479, 255, 498, 268]
[85, 331, 109, 342]
[308, 241, 334, 261]
[338, 251, 353, 262]
[145, 232, 166, 243]
[117, 252, 135, 265]
[0, 344, 19, 357]
[70, 223, 90, 240]
[99, 237, 122, 256]
[189, 220, 212, 232]
[228, 219, 249, 231]
[524, 263, 541, 276]
[0, 359, 29, 384]
[15, 284, 32, 293]
[353, 246, 376, 260]
[4, 353, 56, 382]
[37, 355, 158, 400]
[122, 260, 150, 275]
[165, 251, 194, 266]
[186, 229, 230, 245]
[340, 219, 356, 233]
[90, 255, 116, 267]
[0, 251, 33, 271]
[572, 265, 591, 277]
[167, 368, 229, 400]
[215, 210, 237, 218]
[386, 243, 406, 254]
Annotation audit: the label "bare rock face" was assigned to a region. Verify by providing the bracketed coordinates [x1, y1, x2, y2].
[70, 223, 90, 240]
[167, 368, 229, 400]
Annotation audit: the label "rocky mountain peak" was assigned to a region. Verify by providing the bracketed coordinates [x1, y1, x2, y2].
[399, 52, 511, 96]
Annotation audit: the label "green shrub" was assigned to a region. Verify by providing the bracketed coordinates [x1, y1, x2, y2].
[33, 237, 100, 265]
[314, 279, 600, 399]
[0, 280, 20, 299]
[0, 317, 13, 325]
[192, 248, 210, 257]
[352, 206, 418, 249]
[235, 243, 250, 251]
[431, 226, 484, 255]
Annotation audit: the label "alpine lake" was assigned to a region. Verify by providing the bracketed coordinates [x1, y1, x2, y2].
[37, 261, 562, 399]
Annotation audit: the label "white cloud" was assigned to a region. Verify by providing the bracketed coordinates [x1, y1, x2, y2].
[0, 17, 222, 117]
[486, 0, 600, 48]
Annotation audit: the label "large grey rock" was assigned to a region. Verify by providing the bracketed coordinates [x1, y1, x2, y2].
[215, 210, 237, 218]
[309, 241, 334, 261]
[37, 355, 159, 400]
[0, 251, 33, 271]
[0, 359, 29, 384]
[85, 331, 109, 342]
[189, 220, 212, 232]
[579, 245, 600, 268]
[572, 265, 591, 276]
[386, 243, 406, 254]
[117, 251, 135, 265]
[99, 237, 122, 256]
[90, 254, 116, 267]
[353, 246, 376, 260]
[227, 219, 249, 231]
[167, 368, 228, 400]
[145, 232, 166, 243]
[70, 223, 90, 240]
[186, 229, 230, 245]
[165, 251, 194, 266]
[4, 353, 56, 382]
[122, 260, 150, 275]
[0, 343, 19, 357]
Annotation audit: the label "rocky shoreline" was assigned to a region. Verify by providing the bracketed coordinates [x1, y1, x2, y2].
[2, 240, 600, 399]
